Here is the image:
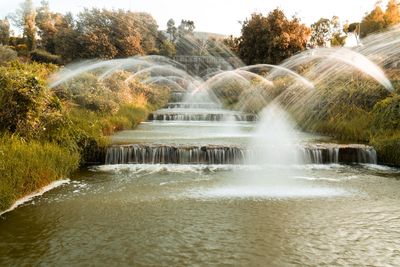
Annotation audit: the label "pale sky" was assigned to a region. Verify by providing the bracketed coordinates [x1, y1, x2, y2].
[0, 0, 386, 36]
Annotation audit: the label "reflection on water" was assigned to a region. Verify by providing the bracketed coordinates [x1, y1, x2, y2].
[1, 164, 400, 266]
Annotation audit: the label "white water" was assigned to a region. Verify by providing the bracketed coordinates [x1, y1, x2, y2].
[249, 103, 302, 166]
[0, 179, 70, 217]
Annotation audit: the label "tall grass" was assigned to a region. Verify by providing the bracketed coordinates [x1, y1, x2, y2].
[102, 104, 149, 135]
[371, 132, 400, 166]
[0, 135, 80, 211]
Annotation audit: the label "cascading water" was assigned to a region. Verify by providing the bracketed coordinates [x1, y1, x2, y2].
[48, 27, 393, 174]
[105, 143, 377, 165]
[150, 89, 257, 122]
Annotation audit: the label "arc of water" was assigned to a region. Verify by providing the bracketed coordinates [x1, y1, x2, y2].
[49, 59, 118, 88]
[281, 48, 393, 91]
[139, 55, 187, 70]
[141, 76, 187, 92]
[239, 64, 315, 89]
[98, 57, 154, 80]
[200, 69, 274, 93]
[125, 65, 195, 84]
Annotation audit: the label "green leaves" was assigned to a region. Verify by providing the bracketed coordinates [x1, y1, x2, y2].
[0, 61, 60, 139]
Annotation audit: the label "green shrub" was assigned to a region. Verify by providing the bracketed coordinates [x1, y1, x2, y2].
[371, 94, 400, 132]
[0, 62, 63, 139]
[55, 73, 118, 113]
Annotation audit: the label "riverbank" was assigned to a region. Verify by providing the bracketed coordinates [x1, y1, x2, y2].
[0, 61, 169, 213]
[0, 136, 79, 212]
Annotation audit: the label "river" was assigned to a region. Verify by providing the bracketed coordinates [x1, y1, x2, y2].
[1, 105, 400, 266]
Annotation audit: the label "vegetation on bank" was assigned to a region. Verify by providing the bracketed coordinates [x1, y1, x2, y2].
[0, 60, 169, 211]
[0, 135, 79, 211]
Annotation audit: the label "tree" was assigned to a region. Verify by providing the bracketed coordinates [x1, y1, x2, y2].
[53, 12, 79, 62]
[359, 0, 400, 37]
[75, 9, 143, 59]
[237, 9, 310, 65]
[134, 12, 159, 54]
[237, 13, 268, 65]
[310, 18, 331, 47]
[166, 19, 177, 42]
[0, 18, 10, 45]
[174, 20, 196, 56]
[159, 39, 176, 58]
[36, 0, 62, 53]
[329, 16, 346, 46]
[384, 0, 400, 26]
[177, 20, 195, 38]
[223, 35, 240, 55]
[13, 0, 37, 51]
[310, 16, 346, 47]
[72, 9, 160, 59]
[360, 4, 385, 37]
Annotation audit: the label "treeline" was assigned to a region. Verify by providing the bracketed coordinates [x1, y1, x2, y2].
[1, 0, 398, 66]
[0, 0, 231, 64]
[225, 0, 400, 65]
[0, 1, 160, 63]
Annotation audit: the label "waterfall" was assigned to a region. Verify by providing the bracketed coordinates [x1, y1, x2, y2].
[149, 113, 257, 122]
[166, 102, 222, 109]
[105, 145, 248, 165]
[149, 101, 258, 122]
[105, 144, 378, 165]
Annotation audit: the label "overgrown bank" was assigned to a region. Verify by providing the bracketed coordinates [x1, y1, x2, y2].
[0, 61, 169, 212]
[0, 136, 79, 211]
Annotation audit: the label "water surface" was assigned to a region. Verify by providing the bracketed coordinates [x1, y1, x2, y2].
[1, 164, 400, 266]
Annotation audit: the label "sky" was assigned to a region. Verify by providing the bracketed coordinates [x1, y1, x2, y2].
[0, 0, 385, 36]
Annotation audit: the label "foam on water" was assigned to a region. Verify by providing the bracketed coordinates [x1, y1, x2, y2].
[92, 164, 250, 174]
[0, 179, 70, 217]
[186, 185, 347, 199]
[92, 162, 383, 174]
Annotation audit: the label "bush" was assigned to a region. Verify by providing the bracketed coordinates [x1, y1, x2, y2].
[30, 49, 62, 64]
[0, 61, 62, 139]
[0, 46, 17, 65]
[55, 73, 118, 113]
[0, 135, 79, 211]
[371, 94, 400, 132]
[310, 105, 372, 142]
[371, 133, 400, 165]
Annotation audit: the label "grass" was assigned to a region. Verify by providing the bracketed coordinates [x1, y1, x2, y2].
[370, 132, 400, 166]
[0, 135, 80, 211]
[102, 104, 149, 135]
